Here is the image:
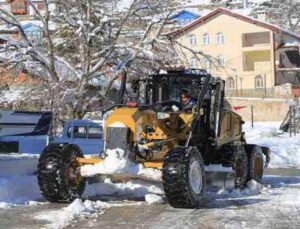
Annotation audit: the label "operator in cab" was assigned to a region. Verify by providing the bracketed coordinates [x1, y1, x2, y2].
[181, 89, 197, 113]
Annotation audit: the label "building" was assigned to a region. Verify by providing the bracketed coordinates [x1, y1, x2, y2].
[0, 20, 55, 41]
[170, 10, 200, 27]
[0, 0, 57, 17]
[169, 7, 300, 97]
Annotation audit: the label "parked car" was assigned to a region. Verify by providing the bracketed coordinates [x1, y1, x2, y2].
[53, 119, 104, 155]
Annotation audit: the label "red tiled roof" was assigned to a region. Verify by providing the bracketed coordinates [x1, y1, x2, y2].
[168, 7, 300, 40]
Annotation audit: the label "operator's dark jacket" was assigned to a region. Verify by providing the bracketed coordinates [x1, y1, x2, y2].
[183, 98, 197, 112]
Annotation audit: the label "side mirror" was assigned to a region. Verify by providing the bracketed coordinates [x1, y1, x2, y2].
[157, 112, 170, 120]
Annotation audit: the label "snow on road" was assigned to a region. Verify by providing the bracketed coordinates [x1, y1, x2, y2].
[0, 122, 300, 228]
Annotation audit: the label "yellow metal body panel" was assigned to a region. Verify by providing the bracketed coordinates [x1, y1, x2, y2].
[105, 107, 142, 142]
[76, 157, 102, 164]
[102, 107, 196, 162]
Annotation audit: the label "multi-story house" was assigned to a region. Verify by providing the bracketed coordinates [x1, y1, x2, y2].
[169, 7, 300, 97]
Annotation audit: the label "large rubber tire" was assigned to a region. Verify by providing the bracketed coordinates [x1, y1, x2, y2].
[37, 144, 86, 203]
[245, 145, 264, 182]
[233, 148, 248, 189]
[162, 147, 206, 208]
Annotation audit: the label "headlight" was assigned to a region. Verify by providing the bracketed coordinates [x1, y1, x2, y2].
[157, 112, 170, 120]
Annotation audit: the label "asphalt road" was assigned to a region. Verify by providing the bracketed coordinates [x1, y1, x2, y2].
[1, 168, 300, 229]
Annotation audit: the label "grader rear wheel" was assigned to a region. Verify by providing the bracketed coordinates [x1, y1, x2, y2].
[162, 147, 206, 208]
[245, 145, 264, 182]
[37, 144, 86, 203]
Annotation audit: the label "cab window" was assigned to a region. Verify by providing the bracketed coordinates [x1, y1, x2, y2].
[67, 126, 87, 138]
[88, 126, 103, 139]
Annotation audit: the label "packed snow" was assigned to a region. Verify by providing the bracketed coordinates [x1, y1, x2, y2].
[81, 148, 134, 175]
[81, 148, 162, 181]
[34, 199, 110, 229]
[0, 122, 300, 227]
[145, 194, 164, 205]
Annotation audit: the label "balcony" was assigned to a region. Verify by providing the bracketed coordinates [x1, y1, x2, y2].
[243, 50, 271, 72]
[242, 32, 271, 48]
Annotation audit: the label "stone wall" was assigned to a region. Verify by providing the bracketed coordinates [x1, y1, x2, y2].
[226, 97, 291, 122]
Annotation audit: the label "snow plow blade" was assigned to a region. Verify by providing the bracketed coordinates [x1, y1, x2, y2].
[76, 157, 163, 169]
[76, 157, 234, 188]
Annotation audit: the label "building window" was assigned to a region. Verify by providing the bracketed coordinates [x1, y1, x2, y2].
[255, 75, 264, 89]
[217, 55, 225, 66]
[216, 32, 224, 44]
[189, 34, 197, 46]
[203, 57, 210, 70]
[190, 57, 197, 68]
[203, 33, 210, 45]
[227, 77, 235, 90]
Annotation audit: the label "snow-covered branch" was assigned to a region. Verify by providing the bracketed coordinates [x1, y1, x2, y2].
[0, 0, 180, 123]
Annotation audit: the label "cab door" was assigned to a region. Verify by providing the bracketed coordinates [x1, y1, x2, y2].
[67, 122, 103, 155]
[219, 110, 242, 143]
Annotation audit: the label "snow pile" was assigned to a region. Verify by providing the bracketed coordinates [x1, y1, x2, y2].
[81, 120, 162, 179]
[0, 202, 12, 209]
[145, 194, 164, 205]
[246, 180, 264, 191]
[218, 180, 264, 196]
[81, 155, 162, 181]
[80, 122, 139, 176]
[34, 199, 110, 229]
[81, 148, 134, 176]
[244, 122, 300, 168]
[81, 148, 162, 181]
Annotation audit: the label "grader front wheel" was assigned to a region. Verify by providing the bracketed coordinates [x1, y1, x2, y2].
[37, 144, 86, 203]
[162, 147, 206, 208]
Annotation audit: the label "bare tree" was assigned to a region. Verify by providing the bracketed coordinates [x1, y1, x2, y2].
[265, 0, 300, 32]
[0, 0, 179, 129]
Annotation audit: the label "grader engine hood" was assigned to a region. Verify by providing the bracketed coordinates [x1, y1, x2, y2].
[105, 107, 142, 151]
[104, 107, 192, 157]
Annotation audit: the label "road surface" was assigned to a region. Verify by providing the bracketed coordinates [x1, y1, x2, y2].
[0, 168, 300, 229]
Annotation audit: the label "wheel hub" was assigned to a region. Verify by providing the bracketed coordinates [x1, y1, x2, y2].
[189, 160, 202, 194]
[65, 161, 83, 187]
[254, 156, 263, 179]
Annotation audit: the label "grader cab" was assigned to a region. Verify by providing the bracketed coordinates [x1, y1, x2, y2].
[37, 69, 270, 208]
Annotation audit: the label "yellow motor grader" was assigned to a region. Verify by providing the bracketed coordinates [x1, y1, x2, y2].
[37, 69, 270, 208]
